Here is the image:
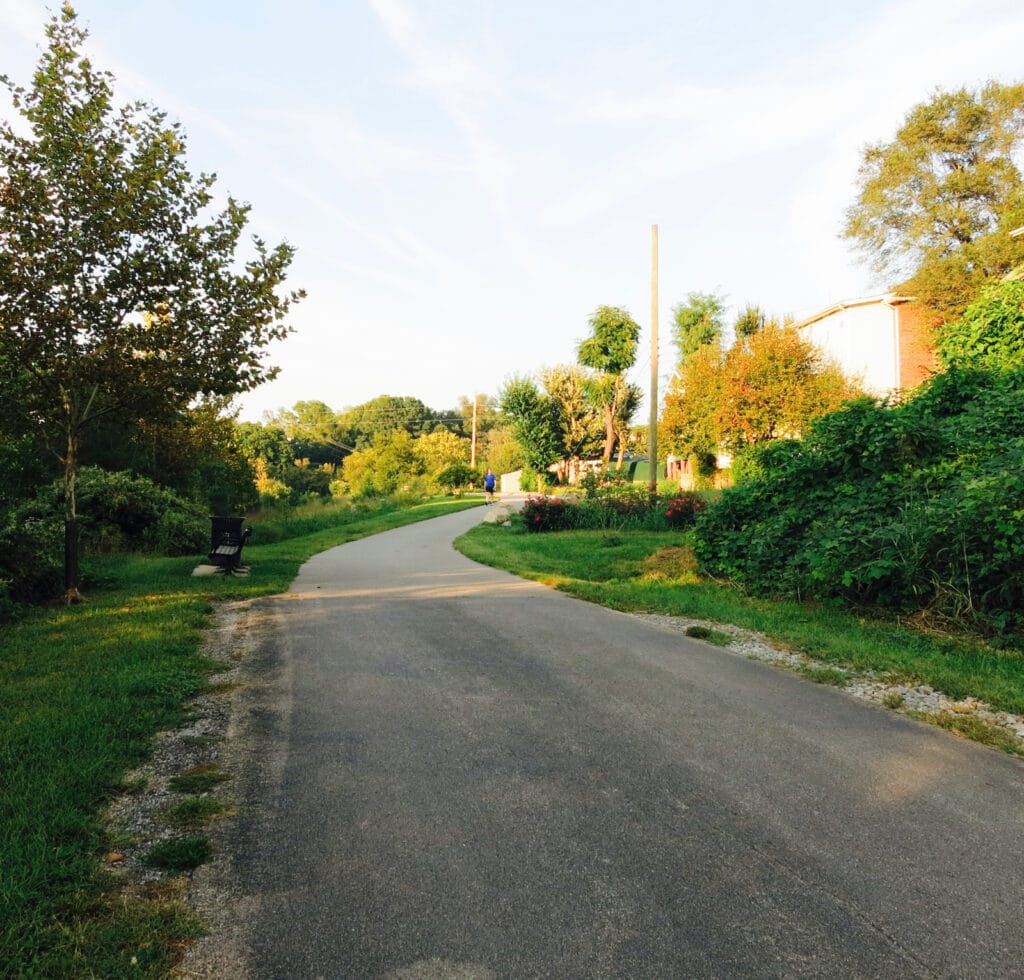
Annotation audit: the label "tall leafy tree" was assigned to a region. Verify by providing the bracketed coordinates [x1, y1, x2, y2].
[538, 364, 603, 478]
[0, 7, 302, 600]
[715, 325, 862, 450]
[341, 429, 426, 497]
[576, 305, 640, 465]
[453, 393, 499, 438]
[339, 395, 437, 446]
[843, 81, 1024, 317]
[671, 292, 724, 366]
[662, 326, 861, 459]
[498, 375, 564, 475]
[263, 400, 352, 467]
[416, 428, 470, 473]
[660, 342, 724, 463]
[733, 303, 769, 341]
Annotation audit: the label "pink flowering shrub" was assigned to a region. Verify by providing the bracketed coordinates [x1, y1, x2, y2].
[664, 491, 705, 529]
[521, 495, 576, 532]
[519, 489, 709, 532]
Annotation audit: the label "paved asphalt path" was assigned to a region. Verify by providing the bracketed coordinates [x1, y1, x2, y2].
[191, 505, 1024, 979]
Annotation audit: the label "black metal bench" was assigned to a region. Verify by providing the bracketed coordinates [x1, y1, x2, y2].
[208, 516, 252, 573]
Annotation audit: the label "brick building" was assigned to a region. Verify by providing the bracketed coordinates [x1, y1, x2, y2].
[792, 292, 940, 397]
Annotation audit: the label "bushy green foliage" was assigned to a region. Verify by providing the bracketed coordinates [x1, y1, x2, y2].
[0, 515, 64, 605]
[0, 469, 207, 607]
[435, 463, 481, 493]
[141, 509, 208, 557]
[694, 368, 1024, 634]
[937, 279, 1024, 371]
[341, 429, 427, 498]
[520, 485, 707, 534]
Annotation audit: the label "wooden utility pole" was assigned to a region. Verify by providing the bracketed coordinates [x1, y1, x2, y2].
[648, 224, 659, 494]
[471, 396, 478, 469]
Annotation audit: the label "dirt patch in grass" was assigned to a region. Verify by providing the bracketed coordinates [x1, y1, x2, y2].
[641, 546, 701, 583]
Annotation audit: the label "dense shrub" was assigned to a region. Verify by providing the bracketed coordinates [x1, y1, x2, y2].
[694, 368, 1024, 634]
[0, 514, 64, 605]
[664, 491, 706, 529]
[0, 469, 210, 607]
[520, 486, 707, 533]
[521, 495, 577, 532]
[435, 463, 481, 493]
[141, 509, 208, 556]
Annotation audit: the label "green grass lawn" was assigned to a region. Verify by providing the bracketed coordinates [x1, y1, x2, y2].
[0, 496, 480, 977]
[454, 524, 1024, 717]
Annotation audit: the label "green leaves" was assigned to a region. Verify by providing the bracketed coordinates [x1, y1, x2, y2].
[937, 279, 1024, 371]
[0, 6, 302, 595]
[577, 305, 640, 376]
[694, 367, 1024, 635]
[843, 81, 1024, 317]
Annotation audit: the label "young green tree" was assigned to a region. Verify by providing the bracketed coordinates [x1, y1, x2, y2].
[660, 341, 724, 463]
[0, 8, 302, 600]
[733, 303, 769, 341]
[671, 292, 725, 365]
[715, 325, 862, 450]
[538, 364, 603, 478]
[576, 305, 641, 465]
[416, 428, 470, 474]
[340, 429, 427, 497]
[498, 376, 564, 475]
[843, 82, 1024, 318]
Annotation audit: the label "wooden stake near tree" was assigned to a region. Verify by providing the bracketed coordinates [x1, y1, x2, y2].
[0, 6, 303, 602]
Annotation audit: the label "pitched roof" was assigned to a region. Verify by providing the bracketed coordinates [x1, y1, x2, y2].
[791, 292, 915, 331]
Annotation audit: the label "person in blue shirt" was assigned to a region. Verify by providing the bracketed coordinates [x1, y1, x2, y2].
[483, 468, 497, 503]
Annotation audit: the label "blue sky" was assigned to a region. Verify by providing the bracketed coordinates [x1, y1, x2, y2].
[2, 0, 1023, 421]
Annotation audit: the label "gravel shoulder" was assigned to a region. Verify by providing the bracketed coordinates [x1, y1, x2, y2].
[633, 613, 1024, 746]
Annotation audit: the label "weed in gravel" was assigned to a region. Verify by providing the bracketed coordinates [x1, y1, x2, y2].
[161, 798, 233, 830]
[797, 664, 850, 686]
[684, 625, 732, 647]
[169, 765, 231, 794]
[922, 711, 1024, 757]
[142, 836, 213, 871]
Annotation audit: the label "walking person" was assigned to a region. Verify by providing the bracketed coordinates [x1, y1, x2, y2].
[483, 467, 497, 503]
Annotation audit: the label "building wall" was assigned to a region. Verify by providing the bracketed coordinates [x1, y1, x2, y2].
[896, 304, 941, 390]
[799, 301, 899, 396]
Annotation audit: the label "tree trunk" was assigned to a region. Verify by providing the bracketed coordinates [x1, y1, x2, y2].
[63, 427, 84, 604]
[602, 404, 615, 466]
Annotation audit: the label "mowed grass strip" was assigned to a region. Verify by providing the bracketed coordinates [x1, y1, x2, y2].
[0, 497, 481, 977]
[454, 524, 1024, 716]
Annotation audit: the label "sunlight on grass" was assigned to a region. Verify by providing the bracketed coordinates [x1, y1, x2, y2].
[454, 523, 1024, 717]
[0, 495, 480, 976]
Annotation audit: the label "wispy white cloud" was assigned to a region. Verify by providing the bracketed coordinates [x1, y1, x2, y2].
[538, 0, 1024, 229]
[366, 0, 517, 229]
